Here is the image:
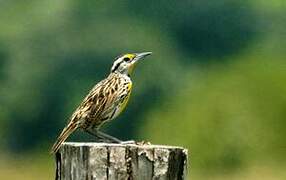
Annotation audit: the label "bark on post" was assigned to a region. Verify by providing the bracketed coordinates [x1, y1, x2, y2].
[55, 142, 188, 180]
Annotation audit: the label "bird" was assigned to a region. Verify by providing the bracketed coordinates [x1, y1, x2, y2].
[50, 52, 152, 153]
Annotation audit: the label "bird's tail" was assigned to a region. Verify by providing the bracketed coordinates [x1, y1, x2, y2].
[50, 122, 78, 154]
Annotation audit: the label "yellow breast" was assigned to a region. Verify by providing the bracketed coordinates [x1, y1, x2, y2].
[118, 83, 132, 114]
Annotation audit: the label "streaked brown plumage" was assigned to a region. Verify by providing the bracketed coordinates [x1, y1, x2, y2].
[51, 52, 152, 153]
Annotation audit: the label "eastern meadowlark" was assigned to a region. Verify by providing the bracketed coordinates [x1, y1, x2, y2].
[50, 52, 152, 153]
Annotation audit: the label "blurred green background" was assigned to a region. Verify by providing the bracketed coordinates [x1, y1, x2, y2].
[0, 0, 285, 179]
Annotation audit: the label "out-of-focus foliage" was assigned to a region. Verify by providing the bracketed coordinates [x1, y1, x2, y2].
[0, 0, 285, 179]
[140, 55, 286, 170]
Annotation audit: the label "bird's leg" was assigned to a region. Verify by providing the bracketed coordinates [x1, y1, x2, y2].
[96, 130, 122, 143]
[86, 128, 122, 143]
[97, 130, 136, 144]
[86, 129, 113, 143]
[86, 129, 135, 144]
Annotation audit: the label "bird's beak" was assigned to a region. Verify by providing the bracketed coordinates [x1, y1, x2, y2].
[133, 52, 152, 63]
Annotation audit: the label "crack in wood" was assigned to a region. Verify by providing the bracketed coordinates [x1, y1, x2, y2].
[106, 146, 110, 180]
[55, 152, 61, 180]
[125, 146, 133, 180]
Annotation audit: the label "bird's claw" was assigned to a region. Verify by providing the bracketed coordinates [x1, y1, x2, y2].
[136, 140, 151, 145]
[120, 140, 136, 144]
[119, 140, 152, 145]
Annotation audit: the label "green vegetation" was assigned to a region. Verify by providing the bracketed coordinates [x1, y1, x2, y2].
[0, 0, 285, 179]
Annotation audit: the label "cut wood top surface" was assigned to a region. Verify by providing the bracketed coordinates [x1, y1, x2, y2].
[62, 142, 187, 150]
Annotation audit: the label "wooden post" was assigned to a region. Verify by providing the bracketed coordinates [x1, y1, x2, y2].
[55, 142, 188, 180]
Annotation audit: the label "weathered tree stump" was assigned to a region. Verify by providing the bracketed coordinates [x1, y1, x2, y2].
[55, 142, 188, 180]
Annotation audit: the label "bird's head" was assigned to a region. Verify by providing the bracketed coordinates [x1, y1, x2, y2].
[111, 52, 152, 76]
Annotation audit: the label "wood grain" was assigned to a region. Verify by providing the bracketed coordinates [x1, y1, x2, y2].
[55, 142, 188, 180]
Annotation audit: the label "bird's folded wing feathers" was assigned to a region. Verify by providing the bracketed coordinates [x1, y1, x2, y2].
[69, 77, 126, 124]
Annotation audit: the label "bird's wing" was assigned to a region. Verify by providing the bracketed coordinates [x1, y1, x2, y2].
[50, 79, 108, 153]
[69, 74, 126, 127]
[69, 78, 107, 124]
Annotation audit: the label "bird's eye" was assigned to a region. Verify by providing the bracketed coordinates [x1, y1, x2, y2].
[123, 57, 130, 61]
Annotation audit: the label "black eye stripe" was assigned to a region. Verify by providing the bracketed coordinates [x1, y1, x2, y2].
[123, 57, 130, 61]
[111, 55, 131, 72]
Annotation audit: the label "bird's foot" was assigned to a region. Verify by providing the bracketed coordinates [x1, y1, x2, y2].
[120, 140, 136, 144]
[119, 140, 152, 145]
[136, 140, 151, 145]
